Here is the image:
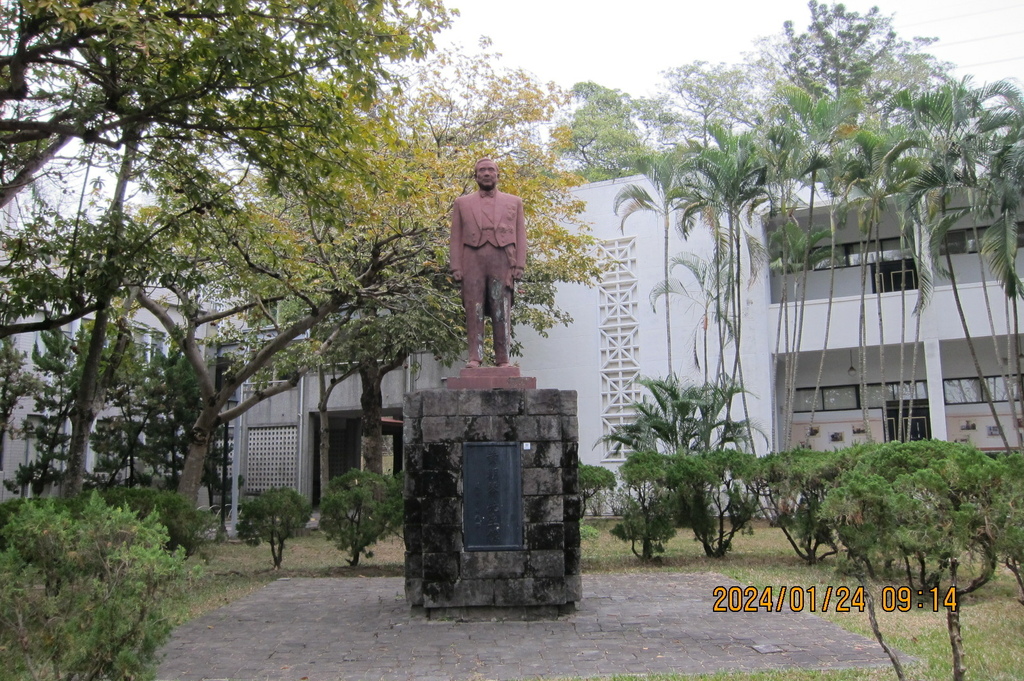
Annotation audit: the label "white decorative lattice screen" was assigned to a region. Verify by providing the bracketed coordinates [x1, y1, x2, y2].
[598, 237, 641, 460]
[245, 425, 298, 493]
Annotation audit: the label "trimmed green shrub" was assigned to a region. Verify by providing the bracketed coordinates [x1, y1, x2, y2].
[996, 451, 1024, 605]
[578, 464, 616, 516]
[100, 487, 214, 557]
[610, 450, 676, 560]
[0, 493, 189, 681]
[236, 487, 311, 570]
[319, 470, 402, 567]
[667, 449, 760, 558]
[822, 440, 1004, 594]
[757, 447, 850, 564]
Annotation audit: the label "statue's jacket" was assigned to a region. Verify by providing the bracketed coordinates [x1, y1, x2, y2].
[450, 190, 527, 274]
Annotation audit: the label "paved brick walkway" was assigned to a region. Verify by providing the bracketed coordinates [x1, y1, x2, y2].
[157, 573, 900, 681]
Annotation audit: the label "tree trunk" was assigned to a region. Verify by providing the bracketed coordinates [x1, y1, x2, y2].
[947, 559, 967, 681]
[318, 366, 333, 494]
[178, 414, 218, 503]
[662, 212, 673, 374]
[63, 305, 109, 496]
[359, 360, 384, 474]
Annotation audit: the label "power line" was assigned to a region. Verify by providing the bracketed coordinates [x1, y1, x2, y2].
[932, 30, 1024, 49]
[897, 3, 1024, 29]
[957, 55, 1024, 69]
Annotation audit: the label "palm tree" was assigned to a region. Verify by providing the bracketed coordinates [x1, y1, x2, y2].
[653, 252, 734, 384]
[834, 126, 921, 438]
[681, 126, 767, 437]
[898, 79, 1023, 449]
[614, 149, 690, 375]
[764, 89, 859, 449]
[601, 375, 754, 457]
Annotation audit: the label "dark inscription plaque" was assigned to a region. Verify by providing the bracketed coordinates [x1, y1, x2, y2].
[463, 442, 523, 551]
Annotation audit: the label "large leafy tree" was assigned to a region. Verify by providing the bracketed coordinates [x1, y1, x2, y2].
[0, 0, 450, 336]
[2, 0, 451, 495]
[316, 45, 603, 476]
[773, 0, 947, 106]
[552, 81, 676, 181]
[660, 61, 759, 144]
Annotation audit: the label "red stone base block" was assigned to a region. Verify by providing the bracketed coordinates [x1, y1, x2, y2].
[445, 366, 537, 390]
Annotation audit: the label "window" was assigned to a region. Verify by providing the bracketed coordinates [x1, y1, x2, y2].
[937, 223, 1024, 256]
[794, 388, 821, 412]
[792, 381, 929, 412]
[823, 386, 858, 410]
[944, 377, 981, 404]
[872, 258, 918, 293]
[944, 375, 1021, 404]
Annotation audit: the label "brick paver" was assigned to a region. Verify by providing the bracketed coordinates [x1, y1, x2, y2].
[157, 572, 902, 681]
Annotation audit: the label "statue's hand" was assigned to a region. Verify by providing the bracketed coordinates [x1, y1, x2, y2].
[511, 266, 524, 281]
[452, 269, 463, 282]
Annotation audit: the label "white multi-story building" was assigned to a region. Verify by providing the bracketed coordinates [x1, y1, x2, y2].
[4, 175, 1021, 504]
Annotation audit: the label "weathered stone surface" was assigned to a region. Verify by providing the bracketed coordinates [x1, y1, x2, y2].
[422, 579, 455, 605]
[403, 416, 422, 446]
[563, 495, 582, 523]
[525, 389, 563, 415]
[523, 467, 562, 496]
[413, 470, 459, 498]
[466, 415, 506, 441]
[422, 552, 460, 582]
[422, 525, 462, 554]
[421, 415, 470, 442]
[405, 577, 423, 605]
[404, 388, 580, 614]
[480, 390, 525, 416]
[494, 578, 534, 607]
[404, 525, 422, 553]
[404, 496, 422, 524]
[422, 498, 461, 525]
[566, 574, 583, 601]
[563, 521, 580, 549]
[562, 442, 580, 468]
[404, 392, 424, 419]
[422, 443, 459, 471]
[521, 441, 561, 468]
[420, 390, 459, 416]
[528, 550, 565, 578]
[561, 415, 579, 441]
[452, 579, 497, 606]
[533, 578, 567, 603]
[524, 495, 563, 524]
[561, 465, 579, 495]
[565, 548, 581, 576]
[462, 551, 527, 579]
[527, 523, 565, 550]
[404, 444, 424, 471]
[514, 415, 561, 441]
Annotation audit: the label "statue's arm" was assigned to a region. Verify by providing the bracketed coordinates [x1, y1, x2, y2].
[513, 196, 526, 277]
[450, 199, 464, 281]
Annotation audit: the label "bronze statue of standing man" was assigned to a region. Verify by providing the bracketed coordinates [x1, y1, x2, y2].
[450, 158, 526, 368]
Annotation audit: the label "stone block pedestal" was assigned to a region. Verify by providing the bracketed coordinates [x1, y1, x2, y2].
[403, 388, 581, 619]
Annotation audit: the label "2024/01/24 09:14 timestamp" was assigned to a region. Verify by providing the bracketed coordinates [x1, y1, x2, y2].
[712, 585, 958, 613]
[881, 585, 958, 612]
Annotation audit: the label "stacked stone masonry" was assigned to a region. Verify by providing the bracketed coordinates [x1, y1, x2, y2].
[403, 388, 581, 616]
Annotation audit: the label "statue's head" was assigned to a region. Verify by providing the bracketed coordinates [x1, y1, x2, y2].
[474, 158, 499, 191]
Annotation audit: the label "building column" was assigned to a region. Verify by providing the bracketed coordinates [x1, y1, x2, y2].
[924, 339, 948, 441]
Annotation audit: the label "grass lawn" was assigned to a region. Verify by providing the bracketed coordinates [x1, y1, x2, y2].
[171, 519, 1024, 681]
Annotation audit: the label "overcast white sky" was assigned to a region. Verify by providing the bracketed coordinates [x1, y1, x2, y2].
[439, 0, 1024, 97]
